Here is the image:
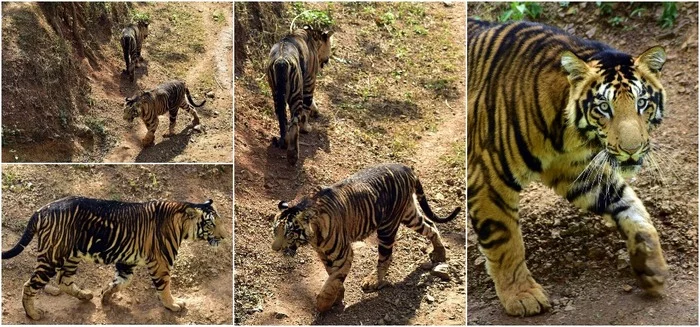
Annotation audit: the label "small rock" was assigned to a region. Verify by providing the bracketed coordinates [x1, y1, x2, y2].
[585, 27, 596, 39]
[474, 256, 485, 266]
[274, 311, 288, 319]
[206, 91, 215, 98]
[443, 1, 454, 7]
[434, 193, 445, 200]
[564, 304, 575, 311]
[426, 294, 435, 303]
[213, 110, 220, 116]
[622, 284, 633, 292]
[431, 263, 451, 281]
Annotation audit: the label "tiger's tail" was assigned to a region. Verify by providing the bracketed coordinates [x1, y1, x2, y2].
[271, 58, 290, 119]
[416, 178, 461, 223]
[2, 213, 38, 260]
[185, 88, 206, 107]
[121, 36, 130, 73]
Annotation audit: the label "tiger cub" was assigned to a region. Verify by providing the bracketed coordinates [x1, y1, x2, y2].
[1, 197, 224, 320]
[267, 25, 333, 165]
[272, 163, 461, 312]
[468, 19, 668, 316]
[120, 21, 149, 82]
[123, 80, 206, 147]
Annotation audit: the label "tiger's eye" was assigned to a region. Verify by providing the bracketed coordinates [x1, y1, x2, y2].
[637, 98, 648, 110]
[599, 103, 609, 112]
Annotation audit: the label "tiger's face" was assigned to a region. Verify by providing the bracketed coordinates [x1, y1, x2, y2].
[123, 92, 154, 122]
[138, 21, 149, 39]
[562, 46, 666, 175]
[271, 201, 308, 256]
[305, 26, 334, 69]
[187, 199, 225, 247]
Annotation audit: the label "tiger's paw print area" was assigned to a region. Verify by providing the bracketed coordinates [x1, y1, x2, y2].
[235, 2, 466, 325]
[1, 2, 232, 163]
[467, 2, 698, 325]
[1, 165, 233, 324]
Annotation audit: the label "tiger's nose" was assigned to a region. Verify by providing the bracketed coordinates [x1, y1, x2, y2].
[620, 142, 643, 155]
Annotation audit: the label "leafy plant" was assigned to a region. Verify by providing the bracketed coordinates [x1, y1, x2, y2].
[498, 2, 542, 22]
[132, 11, 150, 23]
[659, 2, 678, 29]
[596, 2, 613, 15]
[378, 11, 396, 26]
[630, 6, 647, 18]
[608, 16, 625, 27]
[290, 4, 334, 30]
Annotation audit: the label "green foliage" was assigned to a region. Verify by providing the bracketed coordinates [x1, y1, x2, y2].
[659, 2, 678, 29]
[290, 3, 334, 30]
[630, 6, 647, 18]
[378, 11, 396, 26]
[608, 16, 625, 27]
[85, 117, 107, 138]
[498, 2, 542, 22]
[596, 2, 613, 15]
[132, 11, 150, 23]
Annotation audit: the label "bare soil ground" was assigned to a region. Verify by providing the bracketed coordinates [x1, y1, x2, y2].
[234, 2, 466, 325]
[467, 2, 698, 325]
[1, 2, 232, 163]
[1, 165, 233, 324]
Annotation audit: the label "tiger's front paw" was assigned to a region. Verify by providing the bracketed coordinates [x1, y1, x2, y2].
[499, 279, 550, 316]
[77, 290, 93, 301]
[630, 231, 669, 295]
[164, 298, 186, 312]
[22, 298, 42, 320]
[360, 274, 389, 293]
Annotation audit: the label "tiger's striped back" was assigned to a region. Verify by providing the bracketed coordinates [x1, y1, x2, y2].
[266, 26, 333, 165]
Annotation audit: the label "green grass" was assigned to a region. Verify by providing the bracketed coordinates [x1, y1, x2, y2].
[659, 3, 678, 29]
[85, 117, 108, 138]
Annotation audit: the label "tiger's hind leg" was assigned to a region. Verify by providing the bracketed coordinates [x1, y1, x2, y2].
[361, 223, 399, 293]
[22, 257, 58, 320]
[317, 248, 353, 313]
[148, 262, 185, 312]
[403, 206, 448, 263]
[164, 107, 179, 137]
[182, 104, 201, 131]
[101, 263, 136, 303]
[56, 257, 93, 301]
[300, 94, 316, 133]
[469, 166, 550, 316]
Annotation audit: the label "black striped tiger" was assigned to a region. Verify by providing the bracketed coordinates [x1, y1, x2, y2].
[467, 19, 668, 316]
[123, 80, 205, 147]
[271, 163, 461, 312]
[120, 21, 149, 82]
[1, 196, 224, 320]
[266, 25, 333, 165]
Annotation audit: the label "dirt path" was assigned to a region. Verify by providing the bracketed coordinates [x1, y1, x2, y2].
[235, 2, 465, 325]
[466, 3, 698, 325]
[96, 3, 233, 163]
[1, 165, 233, 324]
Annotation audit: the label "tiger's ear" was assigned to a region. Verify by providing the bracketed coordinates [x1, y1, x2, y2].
[635, 46, 666, 74]
[561, 51, 591, 84]
[322, 30, 334, 40]
[278, 201, 289, 210]
[204, 199, 213, 206]
[185, 207, 202, 219]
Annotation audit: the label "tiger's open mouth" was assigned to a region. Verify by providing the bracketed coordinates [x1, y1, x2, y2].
[617, 157, 644, 175]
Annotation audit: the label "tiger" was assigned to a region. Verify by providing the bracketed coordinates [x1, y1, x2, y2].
[271, 163, 461, 312]
[467, 19, 669, 316]
[120, 21, 149, 82]
[1, 196, 224, 320]
[123, 80, 206, 147]
[266, 25, 334, 165]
